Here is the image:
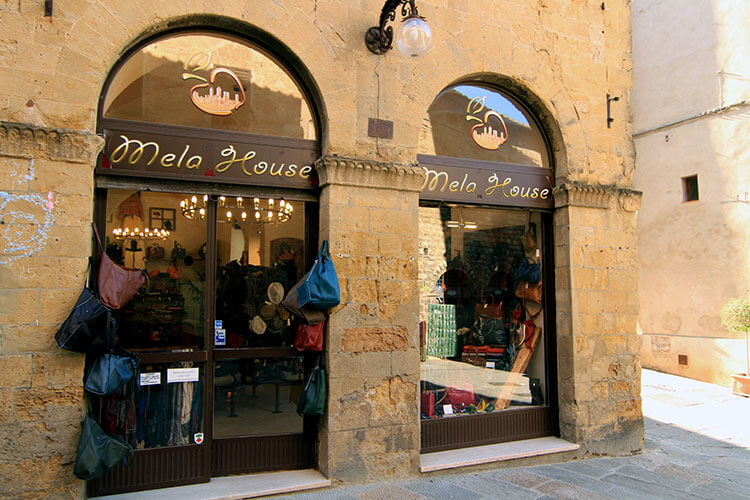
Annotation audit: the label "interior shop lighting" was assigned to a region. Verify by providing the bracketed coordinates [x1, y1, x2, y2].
[111, 226, 169, 241]
[365, 0, 433, 57]
[180, 195, 293, 224]
[445, 208, 478, 230]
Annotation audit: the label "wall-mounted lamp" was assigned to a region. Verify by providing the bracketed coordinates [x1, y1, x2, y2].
[365, 0, 433, 57]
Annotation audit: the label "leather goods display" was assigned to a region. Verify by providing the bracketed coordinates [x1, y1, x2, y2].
[73, 415, 134, 480]
[294, 321, 325, 352]
[296, 357, 326, 416]
[281, 278, 326, 325]
[445, 386, 475, 406]
[516, 281, 543, 303]
[420, 391, 436, 418]
[146, 244, 164, 259]
[473, 315, 507, 346]
[518, 256, 540, 284]
[93, 223, 148, 310]
[170, 241, 187, 261]
[55, 286, 115, 354]
[297, 240, 340, 310]
[84, 350, 139, 396]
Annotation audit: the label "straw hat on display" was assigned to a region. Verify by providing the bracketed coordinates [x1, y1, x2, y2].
[267, 282, 285, 305]
[250, 315, 267, 335]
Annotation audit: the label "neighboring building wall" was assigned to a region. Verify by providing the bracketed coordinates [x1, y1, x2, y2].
[632, 0, 750, 386]
[1, 1, 640, 496]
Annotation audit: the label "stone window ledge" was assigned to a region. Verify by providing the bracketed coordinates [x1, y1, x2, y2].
[420, 436, 580, 473]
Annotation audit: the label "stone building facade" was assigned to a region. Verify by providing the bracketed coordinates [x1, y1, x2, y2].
[633, 0, 750, 388]
[0, 1, 642, 497]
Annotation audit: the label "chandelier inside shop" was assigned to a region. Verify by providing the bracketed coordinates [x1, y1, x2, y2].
[111, 226, 170, 240]
[179, 195, 293, 224]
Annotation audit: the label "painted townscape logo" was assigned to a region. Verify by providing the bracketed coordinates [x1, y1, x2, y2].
[466, 96, 509, 150]
[182, 52, 246, 116]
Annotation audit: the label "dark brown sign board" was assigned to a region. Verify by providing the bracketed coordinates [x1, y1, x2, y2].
[417, 154, 554, 209]
[98, 118, 319, 190]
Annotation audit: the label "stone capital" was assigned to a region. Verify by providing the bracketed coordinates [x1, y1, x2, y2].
[0, 122, 104, 164]
[315, 155, 426, 192]
[553, 182, 642, 212]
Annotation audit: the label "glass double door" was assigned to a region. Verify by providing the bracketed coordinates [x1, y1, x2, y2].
[88, 188, 316, 496]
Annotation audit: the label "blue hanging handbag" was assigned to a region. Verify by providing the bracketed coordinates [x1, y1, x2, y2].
[84, 350, 139, 396]
[518, 257, 540, 284]
[297, 240, 340, 310]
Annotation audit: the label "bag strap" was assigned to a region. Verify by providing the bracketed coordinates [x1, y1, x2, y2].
[91, 222, 105, 255]
[318, 240, 329, 262]
[525, 303, 543, 320]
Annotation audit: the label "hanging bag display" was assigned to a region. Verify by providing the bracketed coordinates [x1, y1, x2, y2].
[294, 321, 325, 352]
[55, 261, 116, 354]
[93, 223, 148, 310]
[84, 349, 139, 396]
[518, 256, 540, 284]
[297, 240, 340, 310]
[296, 357, 326, 416]
[282, 277, 327, 325]
[73, 414, 134, 480]
[516, 280, 543, 303]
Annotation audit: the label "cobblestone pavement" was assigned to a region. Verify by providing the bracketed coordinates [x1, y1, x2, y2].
[273, 370, 750, 499]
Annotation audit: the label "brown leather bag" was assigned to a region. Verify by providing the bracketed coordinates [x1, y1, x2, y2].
[515, 281, 542, 304]
[281, 277, 326, 325]
[93, 224, 148, 310]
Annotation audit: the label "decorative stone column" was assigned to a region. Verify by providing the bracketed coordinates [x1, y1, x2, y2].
[315, 156, 425, 482]
[553, 182, 644, 455]
[0, 122, 103, 498]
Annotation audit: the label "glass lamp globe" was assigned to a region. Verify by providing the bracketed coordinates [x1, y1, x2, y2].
[394, 16, 432, 57]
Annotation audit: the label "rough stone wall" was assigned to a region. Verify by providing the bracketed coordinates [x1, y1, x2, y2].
[0, 123, 102, 498]
[0, 0, 639, 494]
[554, 183, 643, 455]
[317, 157, 424, 481]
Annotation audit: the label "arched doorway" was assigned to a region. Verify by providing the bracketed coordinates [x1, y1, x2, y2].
[89, 28, 323, 496]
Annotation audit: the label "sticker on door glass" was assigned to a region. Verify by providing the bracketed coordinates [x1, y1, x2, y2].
[139, 372, 161, 386]
[214, 328, 226, 346]
[167, 367, 199, 383]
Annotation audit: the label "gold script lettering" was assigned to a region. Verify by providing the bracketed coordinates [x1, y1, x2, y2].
[286, 164, 298, 177]
[299, 165, 312, 178]
[160, 153, 176, 167]
[485, 174, 512, 197]
[215, 146, 255, 174]
[110, 135, 160, 166]
[254, 161, 268, 175]
[422, 167, 450, 191]
[186, 156, 202, 169]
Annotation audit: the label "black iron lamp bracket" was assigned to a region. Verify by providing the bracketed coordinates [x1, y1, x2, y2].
[365, 0, 422, 54]
[606, 93, 620, 128]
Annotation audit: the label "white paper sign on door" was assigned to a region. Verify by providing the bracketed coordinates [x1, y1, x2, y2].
[139, 372, 161, 386]
[167, 367, 199, 383]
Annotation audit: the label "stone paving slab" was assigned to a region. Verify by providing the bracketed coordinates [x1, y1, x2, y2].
[276, 370, 750, 500]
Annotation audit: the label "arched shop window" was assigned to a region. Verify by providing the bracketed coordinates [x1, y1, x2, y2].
[417, 83, 557, 452]
[90, 30, 321, 496]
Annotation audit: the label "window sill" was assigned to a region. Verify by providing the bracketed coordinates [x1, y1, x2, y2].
[420, 436, 580, 472]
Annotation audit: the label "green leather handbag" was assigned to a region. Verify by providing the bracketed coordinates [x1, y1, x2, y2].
[73, 415, 134, 480]
[296, 357, 326, 416]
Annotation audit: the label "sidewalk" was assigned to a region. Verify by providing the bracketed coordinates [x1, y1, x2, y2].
[273, 369, 750, 500]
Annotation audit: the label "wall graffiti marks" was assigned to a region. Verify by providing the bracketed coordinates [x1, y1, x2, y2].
[0, 191, 55, 265]
[6, 158, 34, 189]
